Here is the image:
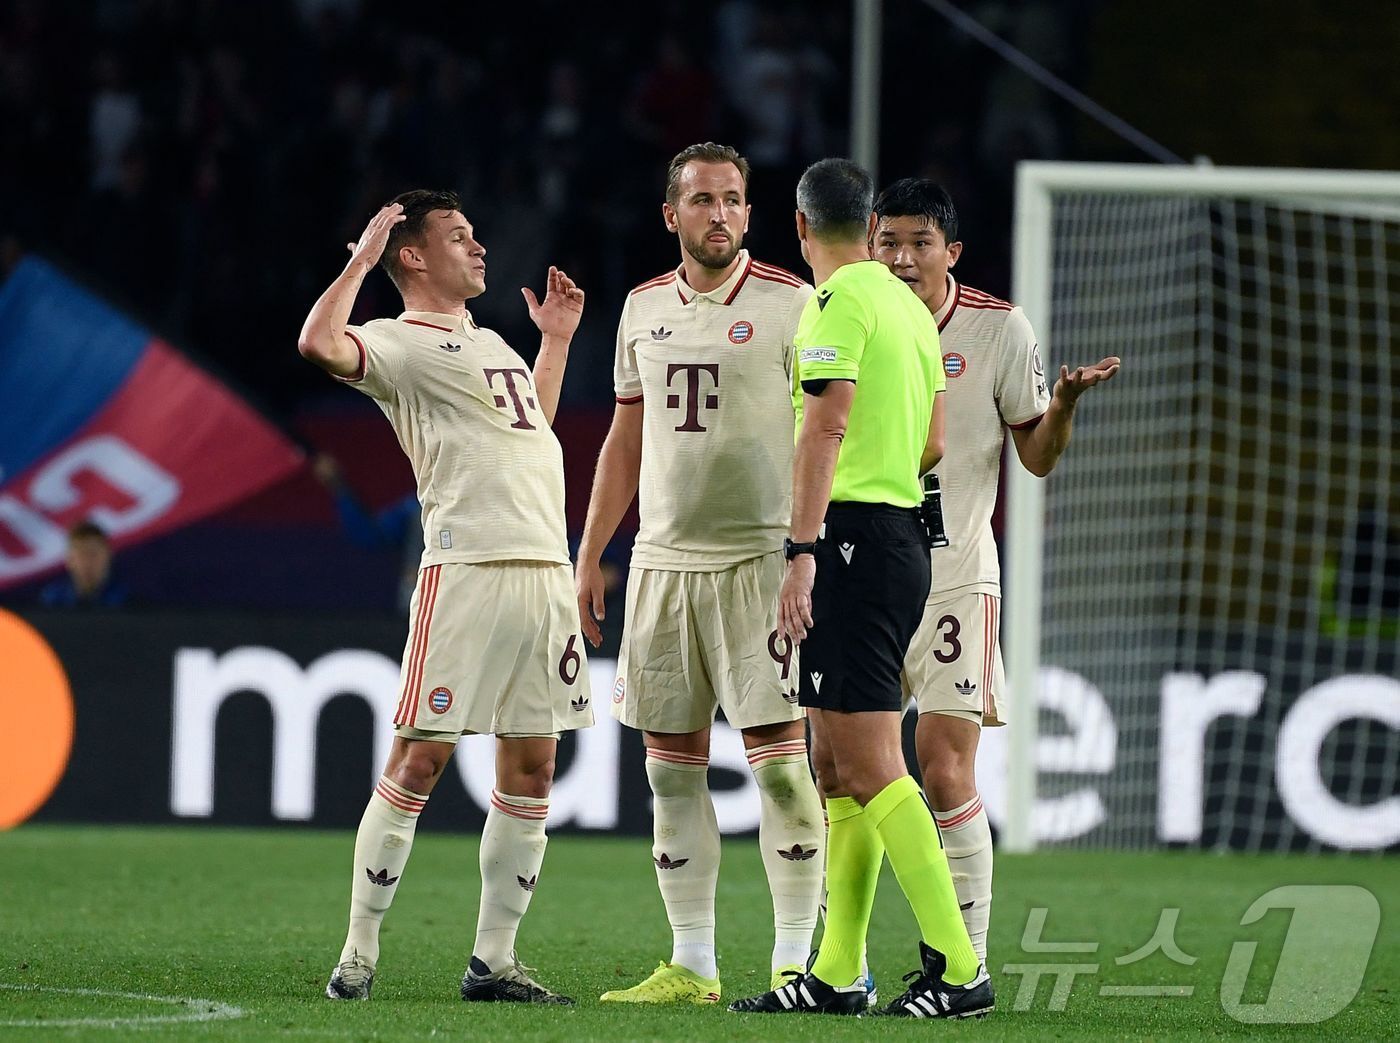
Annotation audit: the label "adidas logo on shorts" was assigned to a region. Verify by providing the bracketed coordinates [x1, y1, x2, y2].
[955, 678, 977, 697]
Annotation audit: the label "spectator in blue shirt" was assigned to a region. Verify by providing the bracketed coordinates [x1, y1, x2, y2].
[40, 521, 129, 608]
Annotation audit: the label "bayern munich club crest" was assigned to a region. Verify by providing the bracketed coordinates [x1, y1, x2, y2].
[943, 352, 967, 378]
[427, 687, 453, 714]
[613, 677, 626, 704]
[728, 320, 754, 344]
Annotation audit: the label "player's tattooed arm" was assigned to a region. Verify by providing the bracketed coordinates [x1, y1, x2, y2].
[298, 203, 406, 378]
[523, 266, 585, 425]
[1011, 355, 1121, 477]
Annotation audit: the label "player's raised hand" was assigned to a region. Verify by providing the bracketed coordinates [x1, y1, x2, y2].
[523, 266, 585, 340]
[1054, 356, 1122, 404]
[575, 558, 606, 648]
[346, 203, 406, 269]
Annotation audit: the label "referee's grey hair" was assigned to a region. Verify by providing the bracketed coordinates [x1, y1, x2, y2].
[796, 158, 875, 243]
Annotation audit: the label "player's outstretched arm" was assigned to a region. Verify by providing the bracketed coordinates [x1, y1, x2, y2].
[575, 401, 642, 647]
[298, 203, 405, 377]
[920, 389, 947, 475]
[1011, 355, 1121, 477]
[522, 266, 585, 425]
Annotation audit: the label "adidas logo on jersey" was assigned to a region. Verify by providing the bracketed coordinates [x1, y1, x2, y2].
[651, 327, 672, 340]
[571, 694, 590, 711]
[517, 874, 537, 893]
[777, 844, 818, 861]
[810, 672, 824, 693]
[838, 542, 855, 563]
[955, 678, 977, 696]
[365, 868, 399, 887]
[439, 341, 462, 353]
[653, 853, 690, 870]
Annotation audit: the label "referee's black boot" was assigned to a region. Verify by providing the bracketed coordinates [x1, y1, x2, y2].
[728, 963, 867, 1015]
[876, 942, 993, 1019]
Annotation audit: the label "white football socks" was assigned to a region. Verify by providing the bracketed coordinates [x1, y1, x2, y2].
[747, 739, 823, 971]
[934, 793, 993, 962]
[341, 775, 426, 967]
[472, 790, 550, 969]
[646, 750, 720, 979]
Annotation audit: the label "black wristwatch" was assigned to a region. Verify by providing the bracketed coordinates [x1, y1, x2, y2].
[784, 537, 818, 560]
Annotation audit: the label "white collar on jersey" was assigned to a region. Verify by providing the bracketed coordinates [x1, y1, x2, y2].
[675, 250, 753, 306]
[397, 310, 478, 332]
[933, 274, 960, 332]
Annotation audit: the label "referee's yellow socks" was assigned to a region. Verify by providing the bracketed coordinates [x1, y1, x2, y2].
[865, 775, 981, 985]
[810, 796, 883, 987]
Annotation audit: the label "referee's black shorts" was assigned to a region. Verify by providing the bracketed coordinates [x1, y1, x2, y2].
[797, 502, 931, 713]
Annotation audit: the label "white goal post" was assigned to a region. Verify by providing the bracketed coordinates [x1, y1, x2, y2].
[1004, 162, 1400, 853]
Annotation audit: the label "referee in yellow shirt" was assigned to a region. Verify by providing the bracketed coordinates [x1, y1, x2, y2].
[730, 159, 992, 1019]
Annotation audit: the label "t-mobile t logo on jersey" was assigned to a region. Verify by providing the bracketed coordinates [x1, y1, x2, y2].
[665, 362, 720, 432]
[483, 367, 537, 430]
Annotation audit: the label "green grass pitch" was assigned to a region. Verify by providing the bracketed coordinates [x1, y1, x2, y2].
[2, 825, 1394, 1040]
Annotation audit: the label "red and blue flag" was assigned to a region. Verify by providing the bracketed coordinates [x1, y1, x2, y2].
[0, 258, 303, 588]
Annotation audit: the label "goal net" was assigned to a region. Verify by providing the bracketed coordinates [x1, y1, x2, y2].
[1002, 163, 1400, 852]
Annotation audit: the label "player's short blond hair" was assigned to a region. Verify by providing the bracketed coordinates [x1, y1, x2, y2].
[665, 143, 751, 205]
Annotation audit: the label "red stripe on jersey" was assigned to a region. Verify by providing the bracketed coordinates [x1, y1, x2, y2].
[340, 329, 368, 382]
[1008, 412, 1045, 431]
[751, 270, 804, 289]
[960, 299, 1014, 313]
[630, 272, 678, 295]
[615, 393, 644, 405]
[721, 256, 754, 305]
[751, 260, 803, 283]
[402, 318, 455, 332]
[960, 286, 1012, 308]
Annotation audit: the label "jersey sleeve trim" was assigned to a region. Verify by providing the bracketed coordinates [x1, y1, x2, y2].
[615, 393, 643, 405]
[333, 329, 368, 383]
[1008, 411, 1044, 430]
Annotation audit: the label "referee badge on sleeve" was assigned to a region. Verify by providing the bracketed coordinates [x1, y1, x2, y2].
[800, 348, 838, 363]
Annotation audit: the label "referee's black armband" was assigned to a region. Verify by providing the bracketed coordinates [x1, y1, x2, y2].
[801, 377, 856, 396]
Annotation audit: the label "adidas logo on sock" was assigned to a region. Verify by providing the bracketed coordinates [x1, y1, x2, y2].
[517, 874, 538, 892]
[955, 678, 977, 696]
[653, 852, 690, 870]
[777, 844, 817, 861]
[365, 867, 399, 887]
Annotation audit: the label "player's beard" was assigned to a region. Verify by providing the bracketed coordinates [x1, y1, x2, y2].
[681, 228, 742, 271]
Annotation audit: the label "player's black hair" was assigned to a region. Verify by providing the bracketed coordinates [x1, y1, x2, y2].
[795, 158, 875, 243]
[666, 143, 751, 205]
[873, 178, 959, 244]
[380, 188, 463, 291]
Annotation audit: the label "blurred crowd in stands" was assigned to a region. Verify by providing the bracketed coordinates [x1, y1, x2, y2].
[0, 0, 1084, 415]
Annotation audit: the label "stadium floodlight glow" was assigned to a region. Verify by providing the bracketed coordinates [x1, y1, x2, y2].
[1006, 161, 1400, 853]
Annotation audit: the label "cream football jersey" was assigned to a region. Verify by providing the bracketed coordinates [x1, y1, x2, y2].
[929, 277, 1050, 596]
[616, 251, 813, 570]
[339, 310, 569, 568]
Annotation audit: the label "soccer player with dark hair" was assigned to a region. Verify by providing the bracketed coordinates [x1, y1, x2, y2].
[298, 190, 592, 1004]
[578, 142, 825, 1004]
[729, 158, 991, 1019]
[873, 178, 1118, 963]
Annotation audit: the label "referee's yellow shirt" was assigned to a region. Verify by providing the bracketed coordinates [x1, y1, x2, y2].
[792, 260, 944, 508]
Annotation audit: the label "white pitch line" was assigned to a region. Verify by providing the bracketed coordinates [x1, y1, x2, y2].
[0, 984, 246, 1029]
